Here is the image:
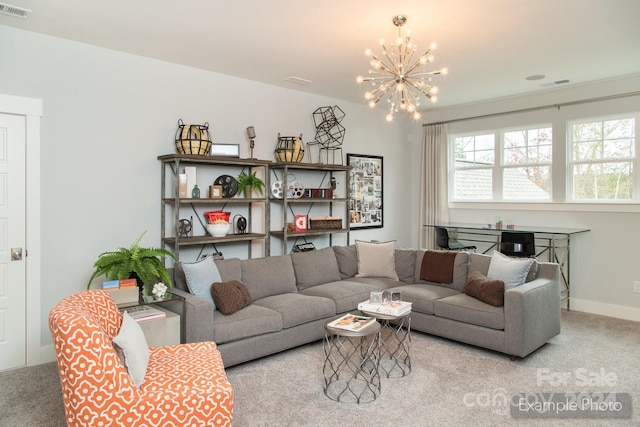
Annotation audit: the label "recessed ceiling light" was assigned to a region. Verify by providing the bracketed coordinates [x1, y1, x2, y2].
[284, 76, 312, 86]
[525, 74, 545, 81]
[0, 2, 30, 18]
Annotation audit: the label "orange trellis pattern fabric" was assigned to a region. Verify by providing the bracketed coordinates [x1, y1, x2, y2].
[49, 290, 234, 426]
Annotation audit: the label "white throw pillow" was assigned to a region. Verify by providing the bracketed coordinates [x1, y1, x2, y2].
[487, 250, 534, 290]
[113, 311, 150, 387]
[182, 255, 222, 306]
[355, 240, 399, 280]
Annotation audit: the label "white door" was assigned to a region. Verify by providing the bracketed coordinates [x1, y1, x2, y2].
[0, 113, 27, 371]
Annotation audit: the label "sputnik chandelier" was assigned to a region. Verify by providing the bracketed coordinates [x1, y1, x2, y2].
[356, 15, 448, 122]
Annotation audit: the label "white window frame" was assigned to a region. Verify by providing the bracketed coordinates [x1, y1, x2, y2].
[449, 124, 552, 202]
[567, 113, 639, 203]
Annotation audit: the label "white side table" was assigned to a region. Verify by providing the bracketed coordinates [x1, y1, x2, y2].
[132, 306, 181, 347]
[360, 311, 411, 378]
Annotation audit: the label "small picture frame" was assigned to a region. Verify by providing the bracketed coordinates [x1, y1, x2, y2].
[210, 185, 223, 198]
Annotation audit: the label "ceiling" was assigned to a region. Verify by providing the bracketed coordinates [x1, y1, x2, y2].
[2, 0, 640, 109]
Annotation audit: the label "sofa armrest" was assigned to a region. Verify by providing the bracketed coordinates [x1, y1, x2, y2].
[166, 288, 215, 343]
[503, 262, 561, 357]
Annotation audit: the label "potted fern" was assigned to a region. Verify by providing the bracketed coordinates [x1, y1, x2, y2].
[236, 171, 265, 198]
[86, 231, 175, 296]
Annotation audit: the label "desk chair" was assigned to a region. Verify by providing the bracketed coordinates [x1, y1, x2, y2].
[500, 231, 536, 257]
[435, 227, 476, 251]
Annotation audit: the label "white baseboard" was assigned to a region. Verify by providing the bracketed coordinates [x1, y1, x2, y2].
[569, 298, 640, 322]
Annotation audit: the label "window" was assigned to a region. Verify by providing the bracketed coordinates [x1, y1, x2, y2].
[452, 134, 494, 200]
[568, 116, 636, 201]
[451, 126, 552, 201]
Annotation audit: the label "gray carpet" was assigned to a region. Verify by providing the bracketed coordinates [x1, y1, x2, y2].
[1, 310, 638, 426]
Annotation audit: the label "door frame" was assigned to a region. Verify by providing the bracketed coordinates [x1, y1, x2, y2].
[0, 94, 42, 366]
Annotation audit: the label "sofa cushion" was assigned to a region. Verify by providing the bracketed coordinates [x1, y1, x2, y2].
[487, 251, 534, 290]
[253, 293, 336, 328]
[213, 305, 282, 344]
[300, 280, 377, 313]
[395, 249, 416, 283]
[333, 245, 358, 279]
[434, 293, 505, 330]
[469, 252, 537, 283]
[291, 247, 342, 290]
[355, 240, 399, 280]
[415, 250, 469, 292]
[464, 271, 505, 307]
[181, 255, 221, 306]
[388, 284, 460, 315]
[215, 258, 243, 282]
[241, 255, 297, 300]
[210, 280, 253, 315]
[113, 311, 149, 387]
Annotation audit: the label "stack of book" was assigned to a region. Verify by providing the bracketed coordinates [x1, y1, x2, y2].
[327, 313, 376, 332]
[102, 279, 139, 305]
[122, 305, 166, 322]
[358, 299, 412, 316]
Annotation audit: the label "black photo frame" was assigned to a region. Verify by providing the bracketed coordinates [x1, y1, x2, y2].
[347, 153, 383, 229]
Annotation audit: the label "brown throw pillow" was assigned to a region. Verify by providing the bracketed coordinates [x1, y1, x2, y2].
[420, 250, 457, 283]
[464, 271, 505, 307]
[210, 280, 252, 315]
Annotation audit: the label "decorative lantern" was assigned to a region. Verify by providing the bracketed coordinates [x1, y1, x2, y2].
[274, 133, 304, 163]
[175, 119, 212, 155]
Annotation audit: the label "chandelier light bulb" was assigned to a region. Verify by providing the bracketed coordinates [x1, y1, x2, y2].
[356, 14, 447, 122]
[441, 67, 449, 75]
[430, 42, 437, 50]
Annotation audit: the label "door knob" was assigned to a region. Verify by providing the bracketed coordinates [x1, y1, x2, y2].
[11, 248, 22, 261]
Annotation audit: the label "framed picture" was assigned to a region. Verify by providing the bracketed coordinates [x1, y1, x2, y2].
[347, 153, 383, 229]
[209, 185, 223, 198]
[210, 143, 240, 157]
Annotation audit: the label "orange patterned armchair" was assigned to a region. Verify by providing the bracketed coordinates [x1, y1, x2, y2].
[49, 290, 233, 426]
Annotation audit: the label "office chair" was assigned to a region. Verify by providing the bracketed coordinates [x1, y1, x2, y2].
[500, 231, 536, 257]
[435, 227, 476, 251]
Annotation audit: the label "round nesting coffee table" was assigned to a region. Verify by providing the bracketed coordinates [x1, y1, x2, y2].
[359, 311, 411, 378]
[323, 318, 381, 404]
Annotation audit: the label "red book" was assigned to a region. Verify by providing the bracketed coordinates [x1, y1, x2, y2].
[119, 278, 137, 288]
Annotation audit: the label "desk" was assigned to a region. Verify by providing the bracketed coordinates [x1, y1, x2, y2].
[425, 223, 590, 310]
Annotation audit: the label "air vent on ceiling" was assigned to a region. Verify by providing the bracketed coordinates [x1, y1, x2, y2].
[0, 2, 31, 18]
[284, 76, 312, 86]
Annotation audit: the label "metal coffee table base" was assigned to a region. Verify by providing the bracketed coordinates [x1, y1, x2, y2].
[323, 322, 381, 404]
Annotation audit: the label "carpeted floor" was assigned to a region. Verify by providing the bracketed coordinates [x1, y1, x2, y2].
[1, 310, 638, 426]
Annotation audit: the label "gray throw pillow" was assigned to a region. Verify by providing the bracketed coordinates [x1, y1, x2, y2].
[113, 311, 149, 387]
[182, 255, 222, 307]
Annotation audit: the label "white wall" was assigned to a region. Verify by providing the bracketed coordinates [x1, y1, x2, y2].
[0, 25, 412, 358]
[410, 74, 640, 321]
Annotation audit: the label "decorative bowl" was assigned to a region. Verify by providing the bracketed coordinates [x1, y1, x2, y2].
[205, 222, 231, 237]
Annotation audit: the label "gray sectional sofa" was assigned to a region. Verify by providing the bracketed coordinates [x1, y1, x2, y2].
[169, 244, 561, 367]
